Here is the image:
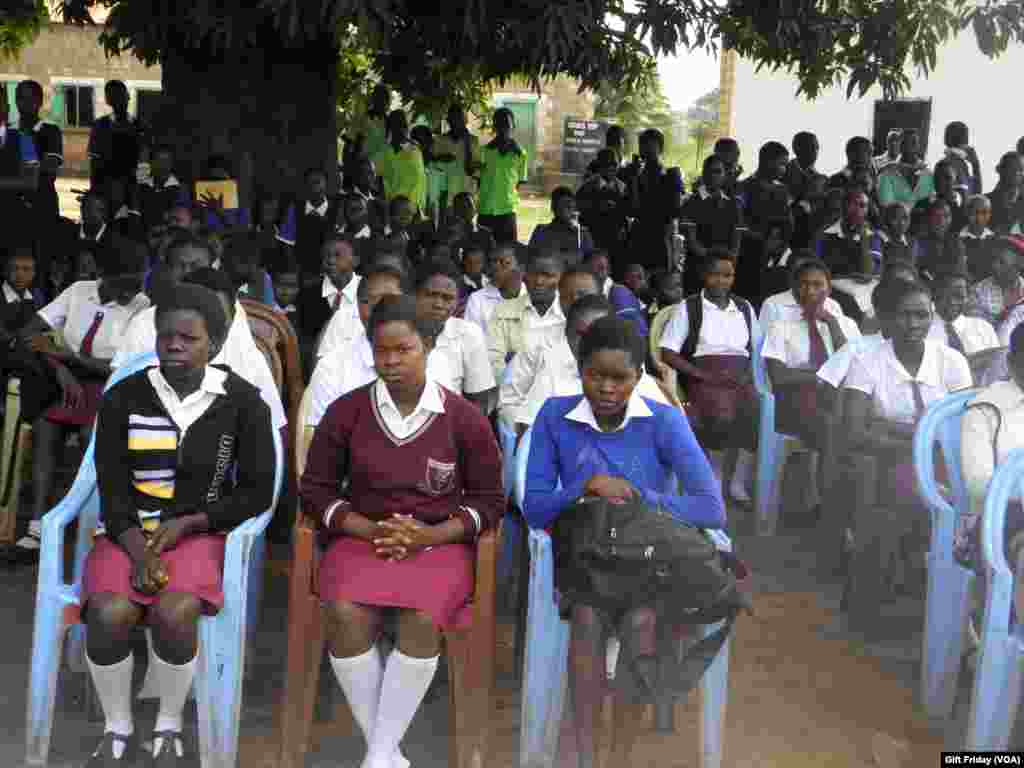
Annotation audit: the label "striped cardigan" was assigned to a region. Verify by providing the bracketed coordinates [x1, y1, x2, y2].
[94, 365, 276, 542]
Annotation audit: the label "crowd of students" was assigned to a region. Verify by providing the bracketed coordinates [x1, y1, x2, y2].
[5, 75, 1024, 766]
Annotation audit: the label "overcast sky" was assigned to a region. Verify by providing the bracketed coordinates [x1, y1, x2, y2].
[657, 48, 721, 113]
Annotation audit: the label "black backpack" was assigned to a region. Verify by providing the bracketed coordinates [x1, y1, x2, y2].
[677, 293, 755, 361]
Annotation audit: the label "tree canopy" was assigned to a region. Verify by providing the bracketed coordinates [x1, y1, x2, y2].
[18, 0, 1017, 105]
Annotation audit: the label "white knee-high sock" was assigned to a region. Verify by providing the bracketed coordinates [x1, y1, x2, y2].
[150, 650, 197, 737]
[86, 652, 135, 745]
[364, 651, 438, 768]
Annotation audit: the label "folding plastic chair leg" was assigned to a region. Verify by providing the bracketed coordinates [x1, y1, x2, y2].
[195, 620, 220, 768]
[967, 631, 1023, 750]
[25, 613, 68, 766]
[699, 626, 730, 768]
[754, 432, 788, 537]
[920, 560, 972, 719]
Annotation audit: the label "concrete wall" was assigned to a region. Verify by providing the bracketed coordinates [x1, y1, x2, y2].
[0, 22, 161, 175]
[728, 32, 1023, 179]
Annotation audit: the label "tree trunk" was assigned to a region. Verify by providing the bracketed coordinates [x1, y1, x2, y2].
[153, 36, 339, 207]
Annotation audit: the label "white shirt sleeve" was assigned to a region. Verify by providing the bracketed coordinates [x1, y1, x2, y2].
[760, 320, 790, 364]
[459, 322, 496, 395]
[464, 292, 486, 333]
[658, 301, 690, 353]
[307, 355, 342, 427]
[37, 284, 74, 330]
[842, 350, 876, 396]
[839, 315, 862, 342]
[944, 348, 974, 392]
[817, 344, 856, 389]
[110, 311, 155, 369]
[499, 341, 540, 427]
[961, 400, 997, 509]
[972, 317, 1000, 352]
[758, 298, 779, 329]
[317, 311, 357, 360]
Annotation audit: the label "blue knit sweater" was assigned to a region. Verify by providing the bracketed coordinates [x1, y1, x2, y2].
[523, 394, 726, 530]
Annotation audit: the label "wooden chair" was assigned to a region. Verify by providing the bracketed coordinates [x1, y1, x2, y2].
[648, 305, 682, 404]
[0, 377, 29, 546]
[278, 392, 500, 768]
[252, 335, 283, 393]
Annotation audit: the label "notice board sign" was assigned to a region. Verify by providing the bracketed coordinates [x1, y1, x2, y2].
[562, 117, 609, 174]
[873, 98, 933, 159]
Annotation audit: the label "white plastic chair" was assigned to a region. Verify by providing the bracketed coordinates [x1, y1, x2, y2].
[25, 352, 284, 768]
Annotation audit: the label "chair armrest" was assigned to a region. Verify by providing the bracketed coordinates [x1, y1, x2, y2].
[913, 410, 956, 528]
[979, 448, 1024, 634]
[474, 528, 499, 597]
[40, 442, 98, 592]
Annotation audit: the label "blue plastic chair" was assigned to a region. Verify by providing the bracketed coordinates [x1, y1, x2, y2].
[966, 447, 1024, 749]
[752, 332, 817, 536]
[514, 428, 730, 768]
[497, 420, 524, 587]
[912, 388, 978, 721]
[25, 352, 284, 768]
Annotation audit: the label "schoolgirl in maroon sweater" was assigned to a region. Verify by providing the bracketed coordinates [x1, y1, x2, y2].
[300, 294, 503, 768]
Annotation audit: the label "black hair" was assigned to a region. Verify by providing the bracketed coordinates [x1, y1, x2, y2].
[989, 237, 1021, 264]
[527, 248, 565, 273]
[714, 137, 739, 154]
[303, 166, 327, 182]
[578, 314, 646, 373]
[701, 246, 736, 274]
[758, 141, 789, 168]
[845, 136, 872, 156]
[15, 80, 42, 101]
[792, 131, 818, 153]
[881, 259, 918, 279]
[702, 154, 725, 176]
[165, 233, 214, 266]
[104, 238, 147, 275]
[944, 121, 969, 148]
[593, 148, 618, 171]
[493, 107, 516, 129]
[414, 258, 462, 292]
[933, 158, 956, 179]
[358, 263, 409, 299]
[104, 80, 127, 95]
[4, 246, 35, 266]
[322, 233, 357, 257]
[998, 152, 1022, 174]
[551, 186, 575, 208]
[884, 201, 910, 222]
[932, 269, 970, 293]
[901, 128, 920, 143]
[605, 126, 624, 147]
[452, 191, 474, 209]
[222, 232, 263, 269]
[560, 265, 601, 292]
[183, 266, 236, 301]
[154, 283, 228, 347]
[488, 240, 526, 267]
[389, 195, 413, 217]
[792, 257, 831, 284]
[205, 154, 232, 177]
[873, 277, 932, 316]
[567, 293, 612, 328]
[151, 143, 175, 160]
[272, 254, 300, 277]
[639, 128, 665, 151]
[385, 110, 408, 143]
[367, 294, 442, 345]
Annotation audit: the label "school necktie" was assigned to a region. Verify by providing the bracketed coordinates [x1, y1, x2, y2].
[945, 321, 966, 356]
[910, 379, 927, 421]
[80, 311, 105, 357]
[332, 292, 341, 311]
[806, 313, 829, 369]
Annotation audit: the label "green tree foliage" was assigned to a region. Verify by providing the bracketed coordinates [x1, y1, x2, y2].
[594, 69, 686, 162]
[687, 88, 720, 172]
[21, 0, 1020, 106]
[0, 0, 45, 61]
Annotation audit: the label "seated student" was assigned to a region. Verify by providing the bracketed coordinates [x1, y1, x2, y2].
[528, 187, 594, 267]
[413, 258, 496, 412]
[910, 159, 967, 238]
[815, 188, 884, 324]
[58, 191, 114, 261]
[760, 256, 846, 328]
[301, 296, 503, 768]
[75, 242, 104, 283]
[679, 154, 745, 296]
[581, 249, 613, 297]
[970, 238, 1024, 325]
[659, 249, 760, 499]
[249, 189, 298, 275]
[337, 191, 373, 241]
[849, 165, 884, 230]
[762, 258, 860, 453]
[137, 144, 189, 232]
[608, 263, 650, 337]
[164, 204, 196, 235]
[296, 237, 361, 352]
[988, 152, 1024, 236]
[960, 194, 997, 282]
[15, 246, 149, 556]
[272, 258, 300, 320]
[576, 148, 629, 256]
[1, 248, 43, 393]
[842, 278, 972, 570]
[829, 136, 876, 191]
[463, 241, 525, 334]
[928, 270, 1001, 381]
[382, 195, 419, 260]
[221, 232, 276, 306]
[914, 199, 968, 282]
[43, 254, 72, 305]
[523, 314, 724, 768]
[80, 283, 275, 767]
[295, 167, 340, 281]
[501, 293, 672, 433]
[487, 249, 566, 385]
[645, 268, 683, 324]
[456, 239, 488, 319]
[880, 201, 915, 267]
[943, 121, 983, 197]
[878, 129, 934, 208]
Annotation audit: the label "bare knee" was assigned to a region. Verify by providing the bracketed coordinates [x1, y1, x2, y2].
[396, 609, 441, 658]
[150, 593, 202, 663]
[86, 594, 142, 663]
[325, 600, 381, 657]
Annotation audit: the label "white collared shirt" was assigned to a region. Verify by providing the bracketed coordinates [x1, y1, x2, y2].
[843, 339, 972, 424]
[305, 198, 329, 218]
[433, 317, 495, 396]
[463, 273, 490, 292]
[759, 289, 844, 328]
[564, 389, 653, 433]
[38, 280, 149, 359]
[500, 335, 669, 427]
[602, 276, 613, 297]
[110, 301, 287, 430]
[816, 333, 886, 389]
[140, 174, 181, 190]
[315, 276, 364, 361]
[959, 227, 996, 241]
[464, 283, 524, 335]
[927, 314, 999, 356]
[80, 223, 107, 242]
[373, 376, 446, 440]
[962, 379, 1024, 508]
[3, 281, 33, 303]
[147, 365, 227, 438]
[487, 290, 567, 383]
[762, 314, 862, 370]
[659, 291, 757, 358]
[307, 327, 459, 426]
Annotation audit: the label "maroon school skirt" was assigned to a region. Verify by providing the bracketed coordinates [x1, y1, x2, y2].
[44, 379, 105, 427]
[319, 536, 475, 630]
[684, 355, 757, 449]
[83, 534, 227, 613]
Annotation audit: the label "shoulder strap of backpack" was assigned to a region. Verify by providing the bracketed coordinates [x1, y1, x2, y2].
[679, 294, 703, 361]
[736, 297, 754, 356]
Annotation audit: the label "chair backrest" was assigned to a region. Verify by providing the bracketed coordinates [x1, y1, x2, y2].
[497, 421, 517, 498]
[252, 334, 284, 393]
[979, 447, 1024, 633]
[648, 305, 676, 366]
[239, 299, 304, 429]
[913, 388, 979, 533]
[295, 387, 314, 481]
[513, 427, 533, 511]
[751, 332, 771, 396]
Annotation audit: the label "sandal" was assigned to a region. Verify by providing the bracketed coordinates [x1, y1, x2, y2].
[149, 730, 196, 767]
[85, 731, 139, 767]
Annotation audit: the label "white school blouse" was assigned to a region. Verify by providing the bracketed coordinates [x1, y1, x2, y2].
[762, 314, 861, 370]
[658, 292, 758, 358]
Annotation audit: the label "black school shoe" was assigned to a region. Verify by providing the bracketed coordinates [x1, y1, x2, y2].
[150, 730, 198, 768]
[85, 731, 139, 767]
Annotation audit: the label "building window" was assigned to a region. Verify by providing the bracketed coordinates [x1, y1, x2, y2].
[60, 84, 96, 128]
